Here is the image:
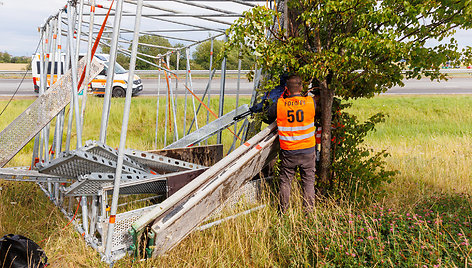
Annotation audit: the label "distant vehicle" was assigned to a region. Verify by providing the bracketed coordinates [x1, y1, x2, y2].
[31, 53, 143, 97]
[31, 53, 65, 92]
[89, 54, 143, 97]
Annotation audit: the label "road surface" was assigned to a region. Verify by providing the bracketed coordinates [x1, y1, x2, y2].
[1, 77, 472, 98]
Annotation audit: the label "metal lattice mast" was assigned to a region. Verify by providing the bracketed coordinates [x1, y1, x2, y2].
[104, 0, 144, 261]
[99, 0, 125, 144]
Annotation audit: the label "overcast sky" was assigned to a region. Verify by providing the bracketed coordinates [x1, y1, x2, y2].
[0, 0, 65, 56]
[0, 0, 471, 57]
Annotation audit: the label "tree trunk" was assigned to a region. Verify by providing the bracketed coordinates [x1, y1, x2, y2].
[319, 80, 334, 186]
[284, 0, 302, 37]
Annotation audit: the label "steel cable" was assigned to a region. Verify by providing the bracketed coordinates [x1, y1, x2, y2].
[0, 35, 43, 118]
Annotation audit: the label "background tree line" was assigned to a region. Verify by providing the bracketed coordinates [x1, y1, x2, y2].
[0, 52, 30, 64]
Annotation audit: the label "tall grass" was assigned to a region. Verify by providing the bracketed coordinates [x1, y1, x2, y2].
[347, 96, 472, 208]
[0, 95, 471, 267]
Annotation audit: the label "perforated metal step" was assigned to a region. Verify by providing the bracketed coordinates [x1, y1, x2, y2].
[102, 175, 168, 195]
[38, 150, 149, 179]
[0, 57, 104, 167]
[165, 104, 249, 149]
[65, 173, 150, 196]
[124, 149, 206, 174]
[101, 203, 161, 257]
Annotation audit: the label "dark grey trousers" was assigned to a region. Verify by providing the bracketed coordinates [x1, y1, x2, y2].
[279, 151, 316, 213]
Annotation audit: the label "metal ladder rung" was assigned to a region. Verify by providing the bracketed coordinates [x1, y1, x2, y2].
[165, 104, 249, 149]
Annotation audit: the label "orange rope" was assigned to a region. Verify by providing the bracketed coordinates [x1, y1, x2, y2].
[38, 197, 82, 245]
[163, 67, 173, 133]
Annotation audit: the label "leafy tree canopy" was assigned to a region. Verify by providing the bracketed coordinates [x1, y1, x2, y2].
[193, 39, 255, 70]
[226, 0, 472, 184]
[228, 0, 472, 97]
[134, 35, 172, 70]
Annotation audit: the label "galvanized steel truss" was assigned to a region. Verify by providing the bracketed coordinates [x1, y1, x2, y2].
[0, 0, 277, 263]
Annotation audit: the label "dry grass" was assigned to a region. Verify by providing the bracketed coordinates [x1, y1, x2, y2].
[0, 63, 28, 71]
[0, 95, 471, 267]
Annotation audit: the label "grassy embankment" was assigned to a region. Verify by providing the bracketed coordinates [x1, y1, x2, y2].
[1, 95, 471, 267]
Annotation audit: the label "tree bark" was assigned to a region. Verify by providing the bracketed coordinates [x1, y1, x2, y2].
[319, 80, 334, 186]
[285, 0, 302, 38]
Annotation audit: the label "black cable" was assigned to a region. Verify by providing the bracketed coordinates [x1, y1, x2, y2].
[0, 35, 43, 118]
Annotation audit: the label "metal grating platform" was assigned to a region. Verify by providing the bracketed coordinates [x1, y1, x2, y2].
[165, 104, 249, 149]
[124, 148, 206, 173]
[38, 150, 149, 178]
[101, 204, 161, 255]
[65, 173, 149, 196]
[0, 57, 104, 167]
[83, 140, 146, 171]
[102, 174, 170, 195]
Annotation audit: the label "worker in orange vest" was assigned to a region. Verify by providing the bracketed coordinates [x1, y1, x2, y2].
[266, 74, 317, 213]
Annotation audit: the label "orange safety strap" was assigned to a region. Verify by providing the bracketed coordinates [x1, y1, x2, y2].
[159, 61, 241, 141]
[38, 196, 82, 245]
[162, 65, 173, 133]
[77, 0, 115, 90]
[63, 197, 81, 230]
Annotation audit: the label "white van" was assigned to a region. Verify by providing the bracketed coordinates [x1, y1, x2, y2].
[31, 53, 143, 97]
[31, 53, 65, 93]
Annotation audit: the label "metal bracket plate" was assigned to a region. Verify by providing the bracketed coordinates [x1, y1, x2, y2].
[83, 140, 146, 171]
[0, 168, 71, 183]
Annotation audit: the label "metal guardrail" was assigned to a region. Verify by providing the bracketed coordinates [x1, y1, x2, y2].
[134, 70, 252, 75]
[0, 70, 32, 75]
[0, 70, 251, 76]
[2, 69, 472, 76]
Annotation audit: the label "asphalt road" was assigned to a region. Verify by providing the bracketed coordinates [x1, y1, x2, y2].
[1, 77, 472, 98]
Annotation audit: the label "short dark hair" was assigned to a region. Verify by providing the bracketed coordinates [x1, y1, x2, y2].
[286, 75, 302, 93]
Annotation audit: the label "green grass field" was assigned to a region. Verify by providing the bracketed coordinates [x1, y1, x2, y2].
[0, 95, 471, 267]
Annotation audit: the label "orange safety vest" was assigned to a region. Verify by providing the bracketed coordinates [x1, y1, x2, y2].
[276, 95, 316, 151]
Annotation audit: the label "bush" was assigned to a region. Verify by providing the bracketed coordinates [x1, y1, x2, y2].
[326, 100, 397, 198]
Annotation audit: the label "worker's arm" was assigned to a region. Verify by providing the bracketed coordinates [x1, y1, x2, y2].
[264, 101, 277, 124]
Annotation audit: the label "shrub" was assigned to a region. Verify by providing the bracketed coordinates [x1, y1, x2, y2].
[326, 100, 397, 198]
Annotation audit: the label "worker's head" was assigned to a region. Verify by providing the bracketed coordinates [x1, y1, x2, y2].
[286, 75, 302, 95]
